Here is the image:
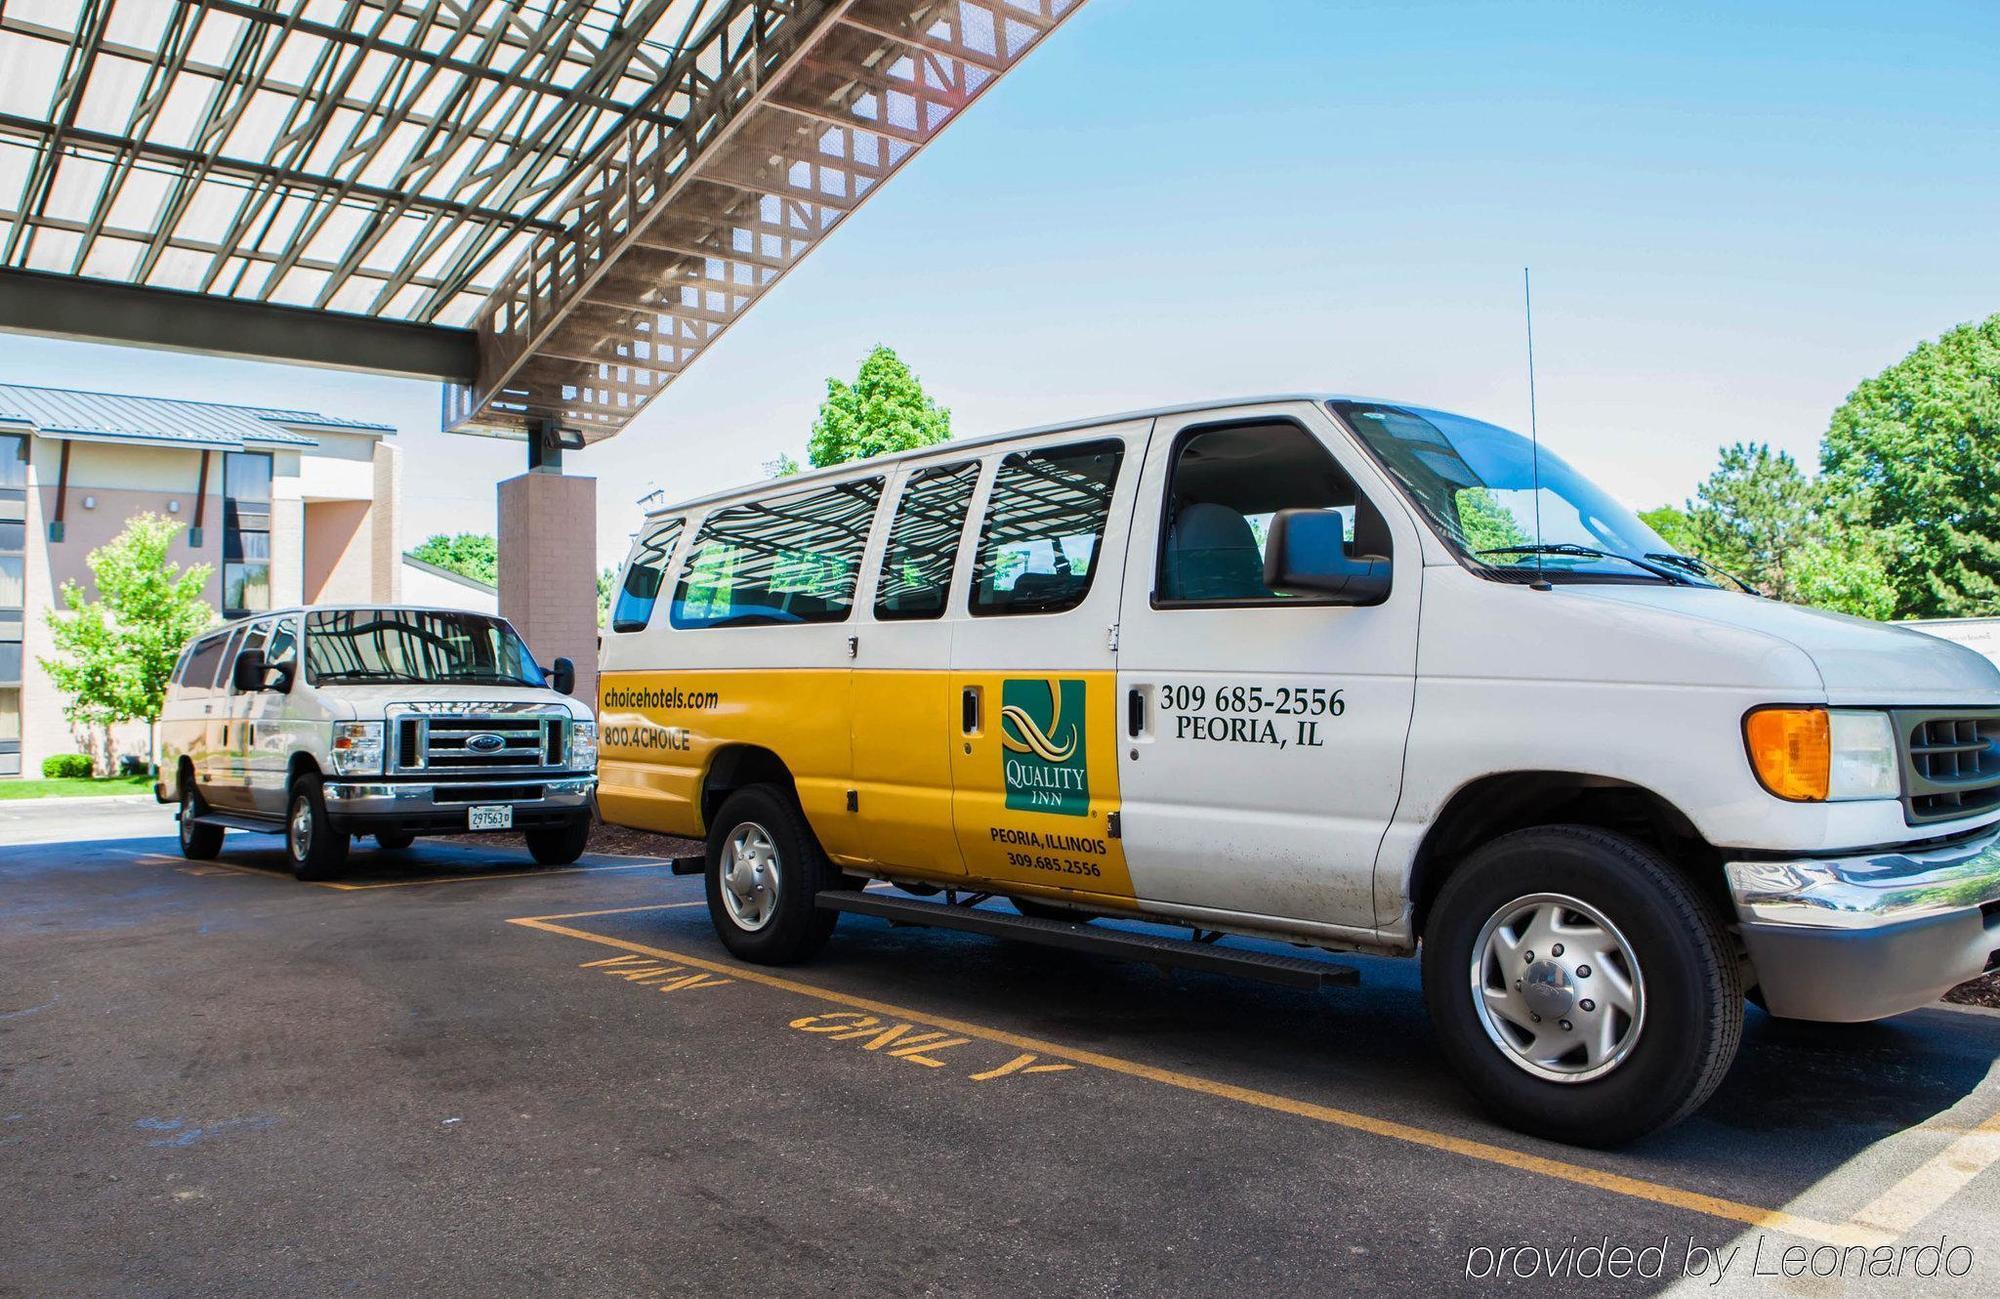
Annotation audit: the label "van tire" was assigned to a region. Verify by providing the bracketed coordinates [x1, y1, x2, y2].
[178, 783, 224, 861]
[525, 815, 591, 866]
[704, 785, 836, 965]
[286, 774, 349, 882]
[1421, 825, 1743, 1147]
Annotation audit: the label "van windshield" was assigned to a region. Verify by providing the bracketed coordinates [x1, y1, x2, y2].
[304, 609, 546, 687]
[1330, 401, 1728, 588]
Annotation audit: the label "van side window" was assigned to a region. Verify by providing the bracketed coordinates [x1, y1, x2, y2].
[970, 439, 1124, 617]
[210, 627, 246, 688]
[180, 635, 226, 689]
[266, 616, 297, 670]
[671, 478, 884, 629]
[228, 622, 270, 691]
[875, 462, 978, 621]
[612, 518, 684, 633]
[1157, 420, 1386, 605]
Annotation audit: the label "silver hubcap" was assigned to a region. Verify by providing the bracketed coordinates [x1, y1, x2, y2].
[290, 798, 312, 860]
[1470, 892, 1645, 1083]
[719, 822, 780, 931]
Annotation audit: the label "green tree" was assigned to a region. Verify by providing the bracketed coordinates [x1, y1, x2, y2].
[1454, 487, 1530, 553]
[804, 345, 951, 468]
[1663, 442, 1892, 617]
[597, 565, 616, 626]
[40, 514, 215, 772]
[408, 532, 498, 586]
[1821, 313, 2000, 618]
[1638, 504, 1698, 555]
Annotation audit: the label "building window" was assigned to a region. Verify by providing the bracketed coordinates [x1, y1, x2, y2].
[223, 451, 272, 618]
[0, 435, 21, 775]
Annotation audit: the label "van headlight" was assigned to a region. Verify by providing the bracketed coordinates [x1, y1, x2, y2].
[330, 721, 385, 776]
[1743, 707, 1899, 802]
[568, 720, 598, 772]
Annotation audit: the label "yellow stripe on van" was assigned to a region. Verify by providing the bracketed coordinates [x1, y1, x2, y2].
[597, 667, 1134, 909]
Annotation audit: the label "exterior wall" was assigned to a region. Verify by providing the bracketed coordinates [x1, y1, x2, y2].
[303, 499, 371, 602]
[371, 441, 402, 602]
[16, 426, 396, 776]
[400, 557, 498, 613]
[498, 470, 598, 707]
[23, 440, 225, 774]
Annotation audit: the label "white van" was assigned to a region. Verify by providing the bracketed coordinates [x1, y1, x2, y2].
[159, 606, 597, 880]
[596, 396, 2000, 1145]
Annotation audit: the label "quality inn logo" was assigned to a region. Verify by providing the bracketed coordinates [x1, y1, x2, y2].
[1000, 678, 1089, 817]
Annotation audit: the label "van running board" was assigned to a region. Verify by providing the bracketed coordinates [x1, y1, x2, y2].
[813, 889, 1359, 990]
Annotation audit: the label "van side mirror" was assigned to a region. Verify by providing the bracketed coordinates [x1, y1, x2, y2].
[231, 649, 269, 692]
[551, 657, 576, 695]
[1264, 508, 1392, 605]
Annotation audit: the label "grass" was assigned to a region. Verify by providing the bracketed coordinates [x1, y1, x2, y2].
[0, 773, 155, 800]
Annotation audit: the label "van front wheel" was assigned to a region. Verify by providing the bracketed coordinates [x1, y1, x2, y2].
[1421, 826, 1743, 1147]
[704, 785, 836, 965]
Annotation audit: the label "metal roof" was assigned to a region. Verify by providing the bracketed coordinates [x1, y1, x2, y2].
[0, 381, 394, 449]
[0, 1, 1089, 442]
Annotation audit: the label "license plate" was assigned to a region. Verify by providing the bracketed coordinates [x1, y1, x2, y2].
[468, 804, 514, 831]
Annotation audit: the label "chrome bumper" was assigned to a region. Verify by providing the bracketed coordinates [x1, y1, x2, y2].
[1726, 831, 2000, 1022]
[323, 776, 595, 822]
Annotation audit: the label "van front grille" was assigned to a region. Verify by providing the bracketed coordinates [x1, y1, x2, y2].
[391, 713, 563, 774]
[1899, 709, 2000, 824]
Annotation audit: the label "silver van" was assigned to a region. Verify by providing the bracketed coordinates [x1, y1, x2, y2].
[158, 605, 597, 879]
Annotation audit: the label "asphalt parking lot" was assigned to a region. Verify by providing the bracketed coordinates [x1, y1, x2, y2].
[4, 804, 1999, 1297]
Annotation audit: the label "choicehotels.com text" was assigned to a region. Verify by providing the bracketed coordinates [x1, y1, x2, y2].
[1465, 1235, 1974, 1284]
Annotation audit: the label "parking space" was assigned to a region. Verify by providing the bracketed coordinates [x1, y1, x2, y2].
[5, 830, 1999, 1295]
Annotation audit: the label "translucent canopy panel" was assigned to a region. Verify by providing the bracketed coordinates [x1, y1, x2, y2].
[0, 0, 1089, 441]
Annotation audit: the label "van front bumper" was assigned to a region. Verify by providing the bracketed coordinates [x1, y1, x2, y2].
[1726, 830, 2000, 1022]
[322, 776, 595, 833]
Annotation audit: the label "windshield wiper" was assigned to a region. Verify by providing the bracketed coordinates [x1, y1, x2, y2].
[1644, 552, 1755, 594]
[1477, 543, 1695, 585]
[313, 669, 405, 683]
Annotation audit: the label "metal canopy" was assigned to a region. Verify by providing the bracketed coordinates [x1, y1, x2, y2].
[0, 0, 1086, 441]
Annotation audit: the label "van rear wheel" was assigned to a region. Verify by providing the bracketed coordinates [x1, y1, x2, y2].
[704, 785, 836, 965]
[1421, 825, 1743, 1147]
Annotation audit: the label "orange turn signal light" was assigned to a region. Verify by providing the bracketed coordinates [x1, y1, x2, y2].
[1743, 707, 1830, 802]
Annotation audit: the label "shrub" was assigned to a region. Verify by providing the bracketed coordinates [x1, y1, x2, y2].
[42, 753, 94, 779]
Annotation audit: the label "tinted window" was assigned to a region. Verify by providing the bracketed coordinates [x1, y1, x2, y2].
[305, 610, 544, 687]
[182, 634, 227, 690]
[875, 462, 978, 621]
[612, 518, 684, 633]
[969, 440, 1123, 616]
[228, 622, 270, 691]
[266, 615, 298, 668]
[671, 478, 884, 629]
[210, 628, 245, 687]
[1159, 422, 1377, 604]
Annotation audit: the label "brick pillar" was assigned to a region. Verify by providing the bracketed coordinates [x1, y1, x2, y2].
[497, 470, 597, 708]
[370, 441, 402, 602]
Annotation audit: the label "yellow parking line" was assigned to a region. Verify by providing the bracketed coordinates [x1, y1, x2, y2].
[319, 860, 663, 890]
[1849, 1108, 2000, 1236]
[506, 910, 1889, 1248]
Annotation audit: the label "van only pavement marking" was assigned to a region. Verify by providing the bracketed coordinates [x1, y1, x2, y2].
[504, 903, 1990, 1250]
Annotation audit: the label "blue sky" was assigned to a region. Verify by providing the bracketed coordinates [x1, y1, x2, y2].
[3, 0, 1995, 572]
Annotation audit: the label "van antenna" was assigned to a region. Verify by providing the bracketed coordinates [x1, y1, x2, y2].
[1523, 266, 1551, 591]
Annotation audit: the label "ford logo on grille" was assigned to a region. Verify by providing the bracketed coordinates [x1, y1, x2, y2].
[465, 732, 507, 754]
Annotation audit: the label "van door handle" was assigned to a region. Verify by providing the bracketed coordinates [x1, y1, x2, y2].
[962, 686, 981, 734]
[1127, 687, 1145, 737]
